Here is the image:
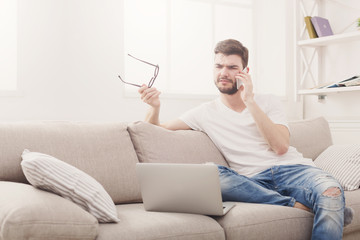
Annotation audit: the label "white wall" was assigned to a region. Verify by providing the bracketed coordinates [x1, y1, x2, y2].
[253, 0, 304, 121]
[1, 0, 296, 123]
[0, 0, 209, 122]
[1, 0, 359, 146]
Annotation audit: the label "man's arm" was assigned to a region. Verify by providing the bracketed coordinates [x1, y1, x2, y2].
[246, 100, 290, 155]
[139, 85, 161, 125]
[238, 73, 289, 155]
[139, 85, 191, 131]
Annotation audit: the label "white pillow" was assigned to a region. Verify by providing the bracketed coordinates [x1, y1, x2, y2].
[21, 149, 120, 223]
[314, 144, 360, 191]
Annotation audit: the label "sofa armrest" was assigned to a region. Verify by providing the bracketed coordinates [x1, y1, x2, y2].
[0, 181, 98, 240]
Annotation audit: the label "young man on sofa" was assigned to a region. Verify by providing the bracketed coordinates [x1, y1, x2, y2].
[137, 39, 353, 240]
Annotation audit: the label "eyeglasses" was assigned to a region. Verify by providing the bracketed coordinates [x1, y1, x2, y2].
[118, 54, 159, 88]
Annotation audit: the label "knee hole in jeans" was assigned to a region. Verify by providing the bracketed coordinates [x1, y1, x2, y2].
[322, 187, 341, 197]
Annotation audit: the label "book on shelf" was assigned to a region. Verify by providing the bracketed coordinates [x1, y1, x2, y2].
[311, 16, 334, 37]
[304, 16, 318, 39]
[313, 75, 360, 89]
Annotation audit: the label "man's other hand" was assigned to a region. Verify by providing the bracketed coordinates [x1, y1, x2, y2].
[138, 84, 161, 108]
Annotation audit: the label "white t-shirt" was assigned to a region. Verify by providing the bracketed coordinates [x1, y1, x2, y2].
[179, 94, 315, 177]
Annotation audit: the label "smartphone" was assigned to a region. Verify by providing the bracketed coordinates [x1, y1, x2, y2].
[236, 67, 248, 89]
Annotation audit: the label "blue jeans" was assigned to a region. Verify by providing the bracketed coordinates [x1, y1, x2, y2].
[218, 164, 345, 240]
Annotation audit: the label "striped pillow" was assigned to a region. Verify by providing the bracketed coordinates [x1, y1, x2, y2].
[21, 149, 120, 223]
[314, 144, 360, 191]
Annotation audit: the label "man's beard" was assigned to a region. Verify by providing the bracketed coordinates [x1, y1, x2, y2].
[215, 78, 238, 95]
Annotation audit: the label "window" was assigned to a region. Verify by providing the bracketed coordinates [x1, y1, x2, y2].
[0, 0, 17, 91]
[252, 0, 287, 97]
[123, 0, 253, 96]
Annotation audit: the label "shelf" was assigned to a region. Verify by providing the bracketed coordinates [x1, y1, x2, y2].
[295, 0, 360, 101]
[298, 85, 360, 95]
[298, 31, 360, 47]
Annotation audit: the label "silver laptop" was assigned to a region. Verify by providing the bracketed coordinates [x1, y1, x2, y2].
[136, 163, 235, 216]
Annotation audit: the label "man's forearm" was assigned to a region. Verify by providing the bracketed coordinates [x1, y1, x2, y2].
[145, 106, 161, 126]
[245, 99, 289, 155]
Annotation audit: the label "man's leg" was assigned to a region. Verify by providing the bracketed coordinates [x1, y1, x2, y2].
[273, 165, 345, 240]
[217, 165, 296, 206]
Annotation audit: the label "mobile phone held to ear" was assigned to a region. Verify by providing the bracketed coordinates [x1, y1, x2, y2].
[236, 67, 248, 89]
[236, 78, 243, 89]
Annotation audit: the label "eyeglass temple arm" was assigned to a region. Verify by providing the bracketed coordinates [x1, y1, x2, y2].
[128, 54, 159, 68]
[117, 75, 142, 88]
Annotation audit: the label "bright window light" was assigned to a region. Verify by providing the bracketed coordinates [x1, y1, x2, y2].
[123, 0, 253, 96]
[0, 0, 17, 91]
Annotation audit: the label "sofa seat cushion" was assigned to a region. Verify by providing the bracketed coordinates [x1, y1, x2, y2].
[96, 203, 225, 240]
[0, 122, 141, 204]
[0, 182, 98, 240]
[214, 202, 314, 240]
[344, 190, 360, 236]
[127, 122, 229, 166]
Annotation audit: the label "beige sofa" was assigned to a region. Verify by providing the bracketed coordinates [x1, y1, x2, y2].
[0, 117, 359, 240]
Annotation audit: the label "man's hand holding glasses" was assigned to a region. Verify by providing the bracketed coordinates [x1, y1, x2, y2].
[138, 84, 161, 109]
[118, 54, 161, 108]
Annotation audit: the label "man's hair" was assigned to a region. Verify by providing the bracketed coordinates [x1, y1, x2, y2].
[214, 39, 249, 68]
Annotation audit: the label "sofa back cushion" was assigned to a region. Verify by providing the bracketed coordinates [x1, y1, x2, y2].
[127, 121, 229, 166]
[0, 122, 141, 204]
[288, 117, 333, 160]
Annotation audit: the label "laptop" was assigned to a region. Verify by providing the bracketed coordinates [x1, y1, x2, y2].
[136, 163, 235, 216]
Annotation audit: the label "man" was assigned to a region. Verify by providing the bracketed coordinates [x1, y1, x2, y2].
[138, 39, 353, 240]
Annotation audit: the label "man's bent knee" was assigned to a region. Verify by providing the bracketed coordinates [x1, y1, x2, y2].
[322, 187, 341, 197]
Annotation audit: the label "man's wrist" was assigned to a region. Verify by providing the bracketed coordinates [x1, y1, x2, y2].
[243, 95, 255, 106]
[151, 105, 161, 113]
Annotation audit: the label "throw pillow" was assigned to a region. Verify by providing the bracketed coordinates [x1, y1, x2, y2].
[314, 144, 360, 191]
[21, 149, 120, 223]
[0, 182, 98, 240]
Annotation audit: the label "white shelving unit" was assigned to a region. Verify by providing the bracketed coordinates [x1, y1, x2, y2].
[298, 31, 360, 47]
[294, 0, 360, 100]
[299, 85, 360, 95]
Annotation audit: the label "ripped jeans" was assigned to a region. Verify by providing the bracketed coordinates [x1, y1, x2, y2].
[218, 164, 345, 240]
